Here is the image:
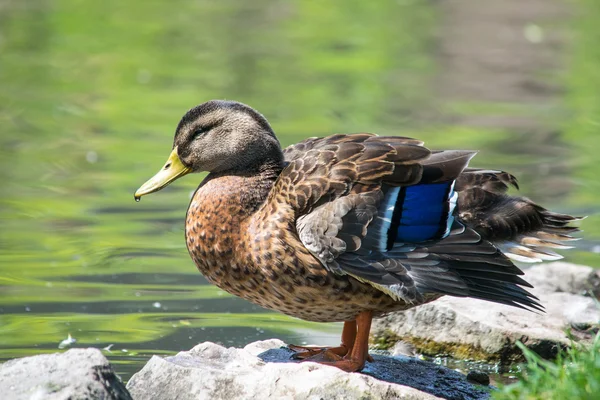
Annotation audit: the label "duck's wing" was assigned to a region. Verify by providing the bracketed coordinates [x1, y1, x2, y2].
[272, 134, 550, 311]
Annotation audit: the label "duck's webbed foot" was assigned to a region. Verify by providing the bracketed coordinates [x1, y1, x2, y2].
[288, 311, 374, 372]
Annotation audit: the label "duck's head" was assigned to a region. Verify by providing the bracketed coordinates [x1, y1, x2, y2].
[134, 100, 283, 200]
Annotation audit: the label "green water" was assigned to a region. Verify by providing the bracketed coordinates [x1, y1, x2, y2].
[1, 0, 599, 381]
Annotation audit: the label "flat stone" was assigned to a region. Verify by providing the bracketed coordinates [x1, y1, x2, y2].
[0, 348, 131, 400]
[372, 262, 599, 362]
[127, 339, 491, 400]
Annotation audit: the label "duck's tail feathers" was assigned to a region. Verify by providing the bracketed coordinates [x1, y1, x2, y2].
[455, 170, 583, 263]
[497, 210, 584, 263]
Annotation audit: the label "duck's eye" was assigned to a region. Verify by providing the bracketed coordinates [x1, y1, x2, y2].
[192, 127, 210, 140]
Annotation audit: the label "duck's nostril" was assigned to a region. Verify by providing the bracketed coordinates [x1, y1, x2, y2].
[164, 162, 172, 169]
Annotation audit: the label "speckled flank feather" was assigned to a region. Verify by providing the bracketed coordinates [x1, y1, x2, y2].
[162, 101, 582, 324]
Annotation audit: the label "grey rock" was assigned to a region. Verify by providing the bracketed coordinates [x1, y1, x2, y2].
[373, 262, 600, 362]
[127, 339, 491, 400]
[0, 348, 131, 400]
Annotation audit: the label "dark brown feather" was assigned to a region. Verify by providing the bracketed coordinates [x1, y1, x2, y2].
[456, 168, 519, 192]
[455, 170, 581, 262]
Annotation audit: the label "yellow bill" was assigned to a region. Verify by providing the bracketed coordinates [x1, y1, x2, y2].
[134, 146, 192, 201]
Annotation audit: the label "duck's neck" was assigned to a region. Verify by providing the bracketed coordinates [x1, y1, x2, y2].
[189, 160, 283, 221]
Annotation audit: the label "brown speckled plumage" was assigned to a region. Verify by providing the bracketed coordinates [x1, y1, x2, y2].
[185, 172, 427, 322]
[136, 100, 582, 371]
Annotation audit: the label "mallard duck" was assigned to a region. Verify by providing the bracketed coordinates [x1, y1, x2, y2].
[135, 100, 580, 372]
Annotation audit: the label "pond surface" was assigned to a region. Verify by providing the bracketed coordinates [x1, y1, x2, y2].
[1, 0, 598, 381]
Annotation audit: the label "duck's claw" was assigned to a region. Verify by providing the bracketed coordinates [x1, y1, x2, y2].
[288, 344, 349, 360]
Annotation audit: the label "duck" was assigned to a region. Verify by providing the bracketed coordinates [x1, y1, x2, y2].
[135, 100, 580, 372]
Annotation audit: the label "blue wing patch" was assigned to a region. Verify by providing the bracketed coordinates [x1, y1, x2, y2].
[385, 181, 456, 248]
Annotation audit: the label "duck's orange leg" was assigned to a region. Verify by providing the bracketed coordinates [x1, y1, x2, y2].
[309, 310, 373, 372]
[289, 320, 356, 360]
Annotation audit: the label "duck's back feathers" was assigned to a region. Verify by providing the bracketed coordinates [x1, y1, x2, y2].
[279, 134, 431, 216]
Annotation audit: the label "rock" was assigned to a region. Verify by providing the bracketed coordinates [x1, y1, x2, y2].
[372, 262, 600, 362]
[0, 348, 131, 400]
[466, 371, 490, 386]
[243, 338, 287, 355]
[127, 339, 491, 400]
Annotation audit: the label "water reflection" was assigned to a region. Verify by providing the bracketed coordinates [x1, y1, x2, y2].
[0, 0, 598, 382]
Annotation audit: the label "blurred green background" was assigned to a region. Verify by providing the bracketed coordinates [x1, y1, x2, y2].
[0, 0, 598, 381]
